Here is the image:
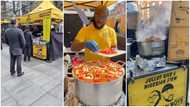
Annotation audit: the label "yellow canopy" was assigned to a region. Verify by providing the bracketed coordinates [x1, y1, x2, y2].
[17, 1, 63, 24]
[1, 19, 10, 24]
[64, 0, 117, 10]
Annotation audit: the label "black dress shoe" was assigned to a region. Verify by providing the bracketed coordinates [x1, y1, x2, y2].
[11, 72, 15, 76]
[17, 72, 24, 77]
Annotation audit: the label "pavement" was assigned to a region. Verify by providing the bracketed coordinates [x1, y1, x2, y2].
[1, 44, 63, 106]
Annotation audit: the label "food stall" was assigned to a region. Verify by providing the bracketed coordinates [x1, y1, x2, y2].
[0, 19, 10, 25]
[1, 19, 10, 43]
[64, 1, 126, 106]
[16, 1, 63, 60]
[127, 1, 189, 106]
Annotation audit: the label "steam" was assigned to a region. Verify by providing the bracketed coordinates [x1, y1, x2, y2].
[136, 1, 172, 42]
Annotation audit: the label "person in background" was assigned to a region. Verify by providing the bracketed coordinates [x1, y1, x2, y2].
[23, 26, 33, 61]
[5, 19, 25, 77]
[1, 35, 3, 50]
[1, 41, 3, 50]
[71, 5, 117, 61]
[48, 26, 56, 62]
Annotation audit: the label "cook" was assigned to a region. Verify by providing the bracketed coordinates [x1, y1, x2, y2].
[71, 5, 117, 61]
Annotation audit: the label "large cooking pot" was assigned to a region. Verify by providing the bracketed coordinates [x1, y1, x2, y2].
[137, 40, 165, 57]
[72, 62, 125, 106]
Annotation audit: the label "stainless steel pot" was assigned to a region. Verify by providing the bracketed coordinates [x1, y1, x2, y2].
[137, 40, 165, 57]
[72, 64, 124, 106]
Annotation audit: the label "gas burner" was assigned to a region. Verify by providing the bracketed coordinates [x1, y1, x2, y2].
[79, 93, 126, 106]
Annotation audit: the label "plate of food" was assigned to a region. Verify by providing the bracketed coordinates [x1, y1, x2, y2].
[96, 48, 125, 57]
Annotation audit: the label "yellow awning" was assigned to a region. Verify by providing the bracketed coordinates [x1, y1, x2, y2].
[64, 0, 117, 10]
[1, 19, 10, 24]
[16, 1, 63, 24]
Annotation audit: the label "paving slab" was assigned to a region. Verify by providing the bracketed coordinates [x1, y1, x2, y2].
[31, 94, 62, 106]
[1, 97, 18, 106]
[2, 77, 32, 92]
[48, 84, 63, 100]
[41, 79, 61, 93]
[10, 84, 46, 106]
[32, 64, 61, 77]
[29, 73, 54, 87]
[1, 44, 63, 106]
[1, 87, 11, 102]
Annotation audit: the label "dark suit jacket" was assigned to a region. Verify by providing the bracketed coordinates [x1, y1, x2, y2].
[5, 26, 26, 55]
[24, 31, 33, 47]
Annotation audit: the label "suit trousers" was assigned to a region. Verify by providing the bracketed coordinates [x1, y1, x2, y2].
[10, 53, 22, 74]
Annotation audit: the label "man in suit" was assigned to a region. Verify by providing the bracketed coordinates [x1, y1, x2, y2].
[23, 26, 33, 61]
[5, 19, 25, 77]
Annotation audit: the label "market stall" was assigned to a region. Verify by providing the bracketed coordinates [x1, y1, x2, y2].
[0, 19, 10, 24]
[64, 1, 126, 106]
[127, 1, 189, 106]
[1, 19, 10, 43]
[16, 1, 63, 60]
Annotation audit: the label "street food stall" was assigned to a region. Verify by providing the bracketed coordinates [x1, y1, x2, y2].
[1, 19, 10, 43]
[16, 1, 63, 60]
[1, 19, 10, 33]
[0, 19, 10, 25]
[64, 0, 126, 106]
[127, 1, 189, 106]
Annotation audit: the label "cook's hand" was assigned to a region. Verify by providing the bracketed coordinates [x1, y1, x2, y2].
[84, 40, 99, 52]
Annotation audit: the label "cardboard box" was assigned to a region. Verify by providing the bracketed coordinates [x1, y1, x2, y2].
[172, 1, 189, 8]
[170, 1, 189, 27]
[168, 27, 189, 61]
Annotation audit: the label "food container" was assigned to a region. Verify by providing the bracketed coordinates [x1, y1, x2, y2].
[137, 40, 165, 57]
[72, 61, 125, 106]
